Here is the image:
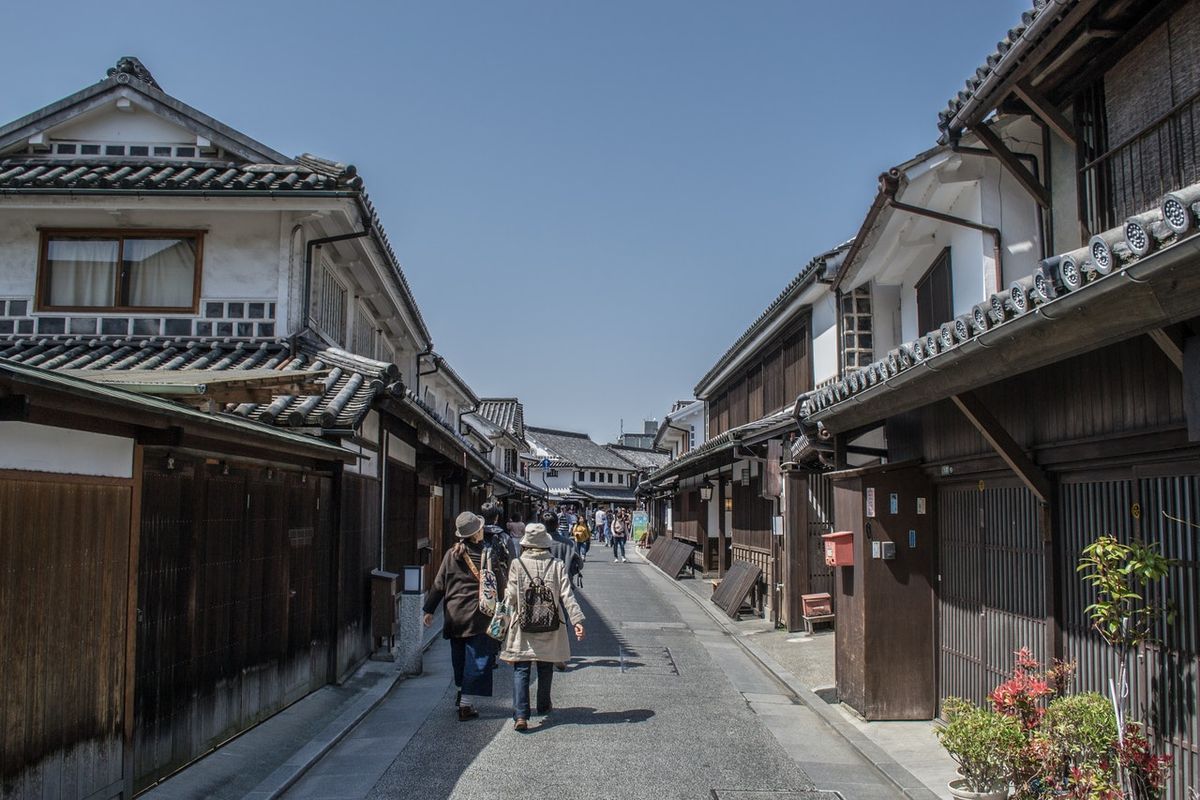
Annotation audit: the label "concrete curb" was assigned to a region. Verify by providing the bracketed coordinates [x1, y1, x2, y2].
[245, 610, 446, 800]
[634, 546, 940, 800]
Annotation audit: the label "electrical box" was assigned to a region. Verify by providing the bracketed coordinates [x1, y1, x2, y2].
[822, 531, 855, 567]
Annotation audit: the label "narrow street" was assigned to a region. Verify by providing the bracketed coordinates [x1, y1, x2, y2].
[283, 549, 905, 800]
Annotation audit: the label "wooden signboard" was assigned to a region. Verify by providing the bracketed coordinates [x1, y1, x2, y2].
[653, 538, 695, 579]
[711, 559, 762, 620]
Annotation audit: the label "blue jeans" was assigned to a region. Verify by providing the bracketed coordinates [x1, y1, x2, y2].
[451, 633, 496, 698]
[512, 660, 554, 720]
[612, 538, 626, 559]
[578, 540, 590, 558]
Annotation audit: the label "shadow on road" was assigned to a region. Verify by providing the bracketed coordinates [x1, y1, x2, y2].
[533, 706, 655, 729]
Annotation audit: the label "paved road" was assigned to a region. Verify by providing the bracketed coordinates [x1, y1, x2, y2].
[284, 547, 904, 800]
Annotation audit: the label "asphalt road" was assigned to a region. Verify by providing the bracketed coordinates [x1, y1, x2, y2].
[284, 546, 904, 800]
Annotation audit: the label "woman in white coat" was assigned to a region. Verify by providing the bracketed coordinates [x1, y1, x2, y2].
[498, 523, 585, 730]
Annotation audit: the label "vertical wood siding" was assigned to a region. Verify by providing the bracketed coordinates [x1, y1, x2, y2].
[133, 458, 334, 790]
[0, 474, 131, 800]
[1060, 474, 1199, 798]
[937, 482, 1044, 710]
[338, 473, 379, 678]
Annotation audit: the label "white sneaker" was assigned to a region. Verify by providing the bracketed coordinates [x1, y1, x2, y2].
[613, 558, 619, 563]
[621, 558, 627, 562]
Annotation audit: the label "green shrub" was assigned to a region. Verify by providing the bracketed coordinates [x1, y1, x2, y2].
[1040, 692, 1118, 771]
[936, 706, 1024, 792]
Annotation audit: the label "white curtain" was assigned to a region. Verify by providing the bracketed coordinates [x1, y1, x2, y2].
[46, 239, 118, 307]
[126, 238, 195, 307]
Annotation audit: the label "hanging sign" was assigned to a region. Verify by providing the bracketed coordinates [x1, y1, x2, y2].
[916, 497, 927, 515]
[866, 487, 876, 518]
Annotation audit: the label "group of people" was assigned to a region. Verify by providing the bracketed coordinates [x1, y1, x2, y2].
[556, 505, 635, 563]
[422, 502, 589, 731]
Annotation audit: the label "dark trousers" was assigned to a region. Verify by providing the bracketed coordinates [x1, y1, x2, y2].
[512, 660, 554, 720]
[451, 633, 496, 699]
[612, 538, 626, 559]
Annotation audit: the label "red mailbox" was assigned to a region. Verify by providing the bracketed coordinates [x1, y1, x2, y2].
[822, 531, 855, 567]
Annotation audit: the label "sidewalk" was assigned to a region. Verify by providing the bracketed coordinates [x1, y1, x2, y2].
[637, 545, 957, 800]
[142, 612, 443, 800]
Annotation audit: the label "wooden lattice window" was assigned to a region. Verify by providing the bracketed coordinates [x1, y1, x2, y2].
[351, 302, 378, 359]
[840, 284, 873, 372]
[313, 261, 347, 345]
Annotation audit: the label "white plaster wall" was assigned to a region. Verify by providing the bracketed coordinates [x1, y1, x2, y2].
[1050, 114, 1082, 255]
[979, 158, 1043, 286]
[0, 207, 284, 301]
[388, 432, 417, 468]
[871, 283, 902, 356]
[50, 103, 197, 145]
[811, 292, 839, 385]
[0, 421, 133, 477]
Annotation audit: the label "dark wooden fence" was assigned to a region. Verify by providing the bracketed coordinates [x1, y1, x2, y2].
[133, 456, 334, 790]
[0, 472, 133, 800]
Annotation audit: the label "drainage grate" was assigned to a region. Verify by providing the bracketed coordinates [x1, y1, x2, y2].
[619, 646, 679, 676]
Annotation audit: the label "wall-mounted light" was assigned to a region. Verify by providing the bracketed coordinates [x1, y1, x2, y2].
[166, 455, 176, 471]
[724, 497, 733, 512]
[699, 481, 714, 502]
[402, 565, 424, 594]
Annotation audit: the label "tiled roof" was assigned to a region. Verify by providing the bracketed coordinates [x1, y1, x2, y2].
[578, 486, 637, 504]
[644, 405, 796, 485]
[0, 335, 393, 431]
[0, 158, 357, 193]
[400, 387, 493, 477]
[606, 444, 671, 471]
[525, 427, 635, 471]
[0, 359, 351, 461]
[478, 398, 525, 441]
[801, 178, 1200, 426]
[694, 240, 853, 397]
[492, 470, 546, 498]
[935, 0, 1083, 143]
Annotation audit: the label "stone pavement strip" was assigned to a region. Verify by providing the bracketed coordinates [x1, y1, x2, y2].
[284, 547, 911, 800]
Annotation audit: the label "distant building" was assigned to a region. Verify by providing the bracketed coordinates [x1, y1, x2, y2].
[617, 418, 659, 449]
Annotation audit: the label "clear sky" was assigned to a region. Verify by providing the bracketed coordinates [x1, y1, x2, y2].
[0, 0, 1028, 443]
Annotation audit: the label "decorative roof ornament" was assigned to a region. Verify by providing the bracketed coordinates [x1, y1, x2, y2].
[106, 56, 162, 91]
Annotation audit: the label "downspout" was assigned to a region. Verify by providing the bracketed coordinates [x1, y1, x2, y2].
[885, 190, 1004, 297]
[414, 346, 437, 398]
[297, 226, 370, 343]
[951, 140, 1048, 260]
[458, 399, 480, 437]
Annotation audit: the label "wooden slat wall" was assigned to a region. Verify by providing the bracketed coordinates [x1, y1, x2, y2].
[133, 458, 334, 790]
[706, 320, 811, 438]
[1059, 474, 1199, 799]
[732, 475, 774, 552]
[922, 336, 1183, 464]
[0, 473, 131, 800]
[339, 473, 379, 678]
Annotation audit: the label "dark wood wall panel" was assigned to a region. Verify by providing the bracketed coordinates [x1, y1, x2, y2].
[922, 336, 1184, 464]
[134, 458, 334, 790]
[732, 475, 774, 552]
[339, 473, 379, 678]
[707, 320, 811, 437]
[0, 474, 131, 800]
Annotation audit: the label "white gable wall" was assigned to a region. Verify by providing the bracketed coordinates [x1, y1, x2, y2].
[49, 104, 198, 146]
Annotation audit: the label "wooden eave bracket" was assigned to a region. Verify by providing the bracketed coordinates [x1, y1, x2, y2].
[1012, 80, 1077, 147]
[970, 123, 1051, 209]
[1147, 328, 1183, 371]
[951, 391, 1053, 504]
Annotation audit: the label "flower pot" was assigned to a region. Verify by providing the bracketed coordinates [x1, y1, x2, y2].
[947, 778, 1008, 800]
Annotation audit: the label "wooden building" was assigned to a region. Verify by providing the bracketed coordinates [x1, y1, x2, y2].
[794, 1, 1200, 791]
[0, 57, 497, 796]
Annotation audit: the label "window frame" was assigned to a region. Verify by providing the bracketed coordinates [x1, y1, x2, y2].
[36, 228, 204, 313]
[915, 247, 953, 335]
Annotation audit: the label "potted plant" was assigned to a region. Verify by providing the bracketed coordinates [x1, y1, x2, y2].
[936, 700, 1023, 799]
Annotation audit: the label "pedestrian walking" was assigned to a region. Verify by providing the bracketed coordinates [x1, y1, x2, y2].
[480, 502, 514, 576]
[571, 515, 591, 560]
[594, 506, 607, 546]
[422, 511, 503, 721]
[611, 514, 628, 562]
[538, 510, 584, 582]
[493, 523, 586, 731]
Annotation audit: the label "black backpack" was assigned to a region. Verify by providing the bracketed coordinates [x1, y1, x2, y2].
[515, 557, 560, 633]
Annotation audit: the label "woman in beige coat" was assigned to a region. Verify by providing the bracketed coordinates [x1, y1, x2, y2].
[498, 523, 585, 730]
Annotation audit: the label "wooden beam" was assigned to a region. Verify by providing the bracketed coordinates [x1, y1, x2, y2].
[951, 391, 1053, 503]
[1012, 80, 1077, 146]
[1147, 328, 1183, 371]
[971, 123, 1051, 209]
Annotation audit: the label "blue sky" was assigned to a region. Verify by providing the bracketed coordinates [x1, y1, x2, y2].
[0, 0, 1028, 443]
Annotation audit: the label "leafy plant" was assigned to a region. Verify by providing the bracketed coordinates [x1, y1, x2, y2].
[1041, 693, 1119, 772]
[936, 703, 1025, 792]
[1114, 723, 1172, 800]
